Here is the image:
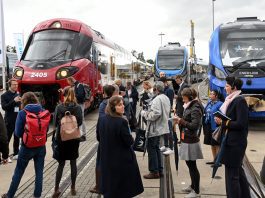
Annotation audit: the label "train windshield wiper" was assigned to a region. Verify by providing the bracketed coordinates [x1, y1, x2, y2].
[47, 49, 67, 61]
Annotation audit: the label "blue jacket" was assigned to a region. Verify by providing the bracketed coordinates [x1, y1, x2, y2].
[204, 100, 223, 131]
[15, 104, 44, 138]
[99, 99, 108, 118]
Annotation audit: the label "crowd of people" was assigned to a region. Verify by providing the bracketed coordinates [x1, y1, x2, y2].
[0, 73, 261, 198]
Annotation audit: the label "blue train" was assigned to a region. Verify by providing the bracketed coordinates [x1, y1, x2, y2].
[154, 42, 188, 79]
[209, 17, 265, 119]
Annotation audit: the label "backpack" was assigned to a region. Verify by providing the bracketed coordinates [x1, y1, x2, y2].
[23, 110, 51, 148]
[60, 111, 81, 141]
[78, 83, 91, 101]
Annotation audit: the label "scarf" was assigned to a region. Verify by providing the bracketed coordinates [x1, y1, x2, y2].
[183, 101, 192, 110]
[220, 90, 241, 114]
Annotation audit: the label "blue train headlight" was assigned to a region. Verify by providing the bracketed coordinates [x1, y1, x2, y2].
[56, 66, 79, 80]
[213, 66, 226, 80]
[13, 67, 24, 80]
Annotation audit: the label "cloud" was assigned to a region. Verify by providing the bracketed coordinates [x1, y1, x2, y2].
[3, 0, 265, 61]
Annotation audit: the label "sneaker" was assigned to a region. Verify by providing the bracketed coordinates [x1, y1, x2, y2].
[159, 146, 167, 152]
[163, 148, 174, 155]
[181, 186, 193, 193]
[12, 155, 18, 160]
[7, 158, 12, 163]
[184, 190, 201, 198]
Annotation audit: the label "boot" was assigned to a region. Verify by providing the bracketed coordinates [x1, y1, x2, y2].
[89, 168, 101, 194]
[71, 185, 77, 196]
[52, 187, 61, 198]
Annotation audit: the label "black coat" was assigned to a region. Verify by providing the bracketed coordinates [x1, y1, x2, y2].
[1, 90, 20, 123]
[0, 112, 9, 159]
[54, 103, 82, 160]
[98, 115, 144, 198]
[221, 96, 249, 167]
[175, 82, 190, 117]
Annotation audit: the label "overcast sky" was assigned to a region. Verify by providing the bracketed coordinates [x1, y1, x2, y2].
[3, 0, 265, 60]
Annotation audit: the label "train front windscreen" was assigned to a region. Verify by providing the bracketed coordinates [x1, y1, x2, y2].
[220, 27, 265, 77]
[23, 29, 92, 66]
[157, 49, 184, 70]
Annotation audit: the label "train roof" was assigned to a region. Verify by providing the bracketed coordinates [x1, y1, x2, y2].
[220, 17, 265, 30]
[31, 18, 117, 49]
[158, 45, 186, 51]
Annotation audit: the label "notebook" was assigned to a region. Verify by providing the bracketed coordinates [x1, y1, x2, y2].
[213, 111, 231, 121]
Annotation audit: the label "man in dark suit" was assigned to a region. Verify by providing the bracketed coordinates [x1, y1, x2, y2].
[175, 75, 189, 118]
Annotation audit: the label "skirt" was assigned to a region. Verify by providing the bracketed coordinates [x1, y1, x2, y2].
[179, 142, 204, 161]
[203, 123, 220, 146]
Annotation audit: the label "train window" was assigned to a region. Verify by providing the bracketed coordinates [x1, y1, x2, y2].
[75, 34, 93, 60]
[23, 30, 78, 62]
[220, 29, 265, 66]
[157, 50, 185, 70]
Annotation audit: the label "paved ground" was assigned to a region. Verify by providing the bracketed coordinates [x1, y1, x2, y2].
[0, 83, 264, 197]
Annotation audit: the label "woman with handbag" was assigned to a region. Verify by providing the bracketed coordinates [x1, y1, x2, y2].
[173, 88, 203, 198]
[52, 87, 82, 198]
[202, 90, 223, 165]
[97, 95, 144, 198]
[214, 77, 250, 198]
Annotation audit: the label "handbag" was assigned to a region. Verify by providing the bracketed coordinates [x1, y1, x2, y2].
[212, 126, 223, 144]
[133, 112, 146, 152]
[133, 128, 146, 152]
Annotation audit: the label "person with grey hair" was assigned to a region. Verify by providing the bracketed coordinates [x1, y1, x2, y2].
[141, 81, 171, 179]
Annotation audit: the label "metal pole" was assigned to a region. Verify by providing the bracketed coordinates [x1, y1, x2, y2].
[160, 154, 175, 198]
[0, 0, 6, 90]
[158, 32, 165, 47]
[212, 0, 215, 31]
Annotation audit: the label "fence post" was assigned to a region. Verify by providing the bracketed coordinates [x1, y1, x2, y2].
[160, 154, 175, 198]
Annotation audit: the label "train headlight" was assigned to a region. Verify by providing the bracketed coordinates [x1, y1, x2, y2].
[60, 70, 68, 77]
[13, 67, 24, 80]
[213, 66, 226, 80]
[56, 66, 79, 80]
[50, 21, 62, 28]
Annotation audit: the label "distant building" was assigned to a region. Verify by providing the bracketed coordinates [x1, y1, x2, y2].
[0, 52, 18, 87]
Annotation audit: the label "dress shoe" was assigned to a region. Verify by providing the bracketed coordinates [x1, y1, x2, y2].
[71, 188, 77, 196]
[143, 172, 160, 179]
[52, 191, 61, 198]
[89, 186, 101, 194]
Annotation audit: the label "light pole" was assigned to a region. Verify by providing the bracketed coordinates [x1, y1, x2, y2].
[212, 0, 216, 31]
[158, 32, 165, 46]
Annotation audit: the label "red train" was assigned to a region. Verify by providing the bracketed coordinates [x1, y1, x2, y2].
[12, 18, 142, 112]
